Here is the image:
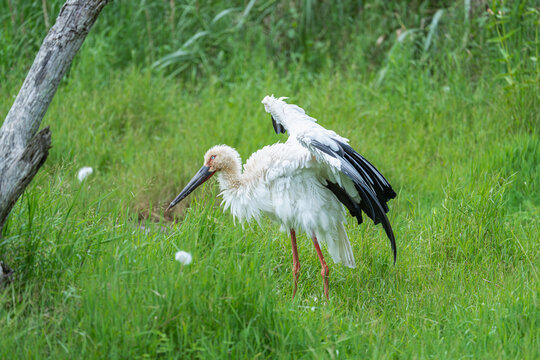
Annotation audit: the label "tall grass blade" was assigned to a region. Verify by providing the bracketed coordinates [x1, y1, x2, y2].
[424, 9, 444, 53]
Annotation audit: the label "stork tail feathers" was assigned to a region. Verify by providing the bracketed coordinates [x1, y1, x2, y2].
[321, 224, 356, 268]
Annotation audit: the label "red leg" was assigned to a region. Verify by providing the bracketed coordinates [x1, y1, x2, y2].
[311, 234, 330, 300]
[290, 229, 301, 299]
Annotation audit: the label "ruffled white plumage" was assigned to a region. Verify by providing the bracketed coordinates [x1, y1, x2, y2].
[215, 140, 356, 268]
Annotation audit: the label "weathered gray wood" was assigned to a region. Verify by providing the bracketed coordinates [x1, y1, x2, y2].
[0, 128, 51, 231]
[0, 0, 110, 236]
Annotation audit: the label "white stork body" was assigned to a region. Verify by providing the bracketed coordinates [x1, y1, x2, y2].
[217, 141, 356, 268]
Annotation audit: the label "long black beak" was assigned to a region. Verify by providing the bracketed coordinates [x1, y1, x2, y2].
[271, 116, 286, 134]
[166, 165, 215, 211]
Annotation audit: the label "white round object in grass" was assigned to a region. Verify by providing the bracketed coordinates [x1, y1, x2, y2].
[77, 166, 93, 182]
[175, 251, 192, 265]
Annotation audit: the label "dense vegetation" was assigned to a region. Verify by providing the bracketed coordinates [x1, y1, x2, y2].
[1, 0, 538, 358]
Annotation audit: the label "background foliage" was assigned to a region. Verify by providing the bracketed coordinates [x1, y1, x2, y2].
[0, 0, 538, 358]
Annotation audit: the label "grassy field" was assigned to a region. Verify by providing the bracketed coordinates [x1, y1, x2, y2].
[1, 1, 538, 358]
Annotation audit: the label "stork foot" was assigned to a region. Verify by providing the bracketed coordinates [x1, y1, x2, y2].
[311, 234, 330, 300]
[321, 264, 329, 300]
[293, 262, 301, 299]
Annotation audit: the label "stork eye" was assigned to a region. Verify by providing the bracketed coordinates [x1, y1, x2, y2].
[211, 155, 216, 160]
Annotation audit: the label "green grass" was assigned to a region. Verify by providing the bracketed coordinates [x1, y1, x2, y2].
[1, 0, 539, 358]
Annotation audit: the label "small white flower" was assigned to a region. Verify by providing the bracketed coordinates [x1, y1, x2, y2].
[77, 167, 93, 182]
[311, 306, 316, 312]
[175, 251, 193, 265]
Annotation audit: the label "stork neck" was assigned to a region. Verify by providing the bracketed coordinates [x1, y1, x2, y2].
[216, 164, 243, 190]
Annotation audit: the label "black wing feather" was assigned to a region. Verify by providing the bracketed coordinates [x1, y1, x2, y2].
[311, 139, 397, 264]
[338, 141, 397, 203]
[325, 181, 363, 225]
[271, 116, 286, 134]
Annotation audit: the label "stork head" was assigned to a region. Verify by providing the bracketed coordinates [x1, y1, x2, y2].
[166, 145, 241, 211]
[203, 145, 242, 173]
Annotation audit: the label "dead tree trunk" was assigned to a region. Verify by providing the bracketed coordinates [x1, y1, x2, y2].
[0, 0, 110, 275]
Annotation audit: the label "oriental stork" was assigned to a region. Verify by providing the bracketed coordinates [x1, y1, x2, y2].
[166, 97, 396, 299]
